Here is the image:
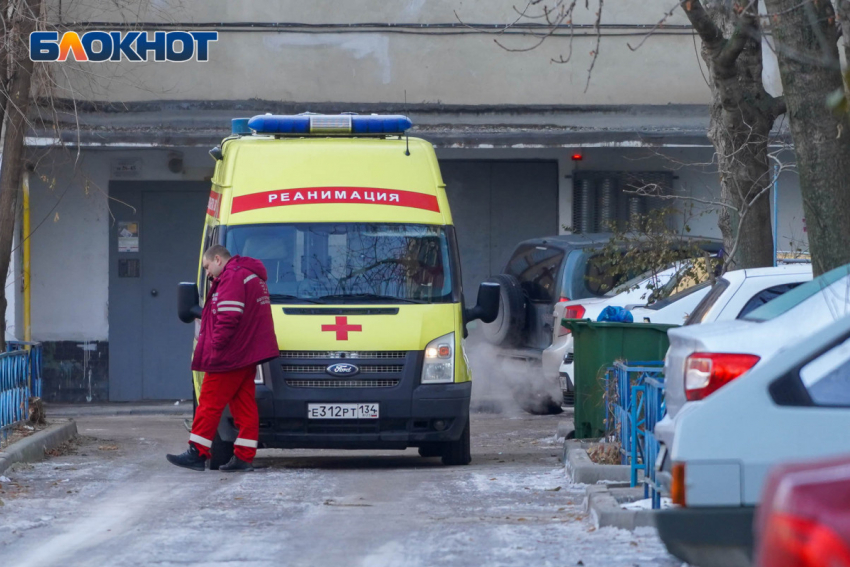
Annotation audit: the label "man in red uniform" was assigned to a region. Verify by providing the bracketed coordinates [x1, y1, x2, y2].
[167, 245, 278, 472]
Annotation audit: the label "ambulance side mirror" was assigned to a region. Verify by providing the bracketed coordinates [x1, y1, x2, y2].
[464, 282, 501, 326]
[178, 282, 203, 323]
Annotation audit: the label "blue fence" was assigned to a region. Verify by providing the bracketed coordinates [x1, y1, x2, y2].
[606, 360, 666, 509]
[1, 341, 43, 442]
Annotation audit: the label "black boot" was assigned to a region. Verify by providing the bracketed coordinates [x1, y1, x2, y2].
[219, 455, 254, 472]
[166, 444, 206, 471]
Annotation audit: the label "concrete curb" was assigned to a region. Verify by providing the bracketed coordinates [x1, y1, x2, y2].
[0, 419, 78, 475]
[563, 439, 643, 485]
[585, 485, 657, 530]
[46, 403, 191, 417]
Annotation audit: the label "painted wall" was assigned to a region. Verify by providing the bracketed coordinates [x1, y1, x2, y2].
[44, 0, 715, 106]
[26, 147, 215, 342]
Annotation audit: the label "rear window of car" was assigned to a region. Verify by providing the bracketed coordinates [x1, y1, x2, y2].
[684, 278, 730, 325]
[737, 283, 804, 319]
[799, 336, 850, 407]
[744, 264, 850, 322]
[645, 280, 712, 311]
[505, 244, 566, 303]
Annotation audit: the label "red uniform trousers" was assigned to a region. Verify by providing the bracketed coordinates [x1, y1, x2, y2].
[189, 365, 259, 462]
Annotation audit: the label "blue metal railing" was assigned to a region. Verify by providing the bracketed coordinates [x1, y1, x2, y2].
[606, 360, 666, 510]
[1, 342, 43, 442]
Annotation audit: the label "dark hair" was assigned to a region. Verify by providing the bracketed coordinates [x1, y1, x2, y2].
[203, 245, 232, 261]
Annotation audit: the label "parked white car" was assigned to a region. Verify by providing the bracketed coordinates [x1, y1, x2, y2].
[542, 266, 683, 399]
[656, 264, 816, 457]
[627, 280, 713, 325]
[655, 314, 850, 567]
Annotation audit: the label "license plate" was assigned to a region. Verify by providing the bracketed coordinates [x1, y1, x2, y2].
[559, 376, 568, 390]
[307, 403, 379, 419]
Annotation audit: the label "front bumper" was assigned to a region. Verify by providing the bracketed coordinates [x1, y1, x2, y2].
[220, 353, 471, 450]
[655, 506, 755, 567]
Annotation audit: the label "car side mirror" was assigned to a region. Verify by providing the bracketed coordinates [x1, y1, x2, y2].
[464, 282, 501, 326]
[178, 282, 203, 323]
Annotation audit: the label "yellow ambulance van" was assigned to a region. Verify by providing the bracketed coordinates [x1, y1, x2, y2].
[178, 114, 499, 468]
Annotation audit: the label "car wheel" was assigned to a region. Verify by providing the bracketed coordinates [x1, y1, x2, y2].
[441, 418, 471, 466]
[210, 433, 234, 470]
[481, 274, 527, 348]
[518, 392, 565, 415]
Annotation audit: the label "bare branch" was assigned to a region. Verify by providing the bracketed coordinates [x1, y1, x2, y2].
[717, 0, 759, 68]
[680, 0, 724, 49]
[627, 1, 682, 52]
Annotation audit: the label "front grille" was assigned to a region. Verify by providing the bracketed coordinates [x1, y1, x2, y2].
[285, 379, 400, 388]
[281, 365, 325, 374]
[564, 352, 574, 364]
[281, 364, 404, 374]
[280, 351, 406, 360]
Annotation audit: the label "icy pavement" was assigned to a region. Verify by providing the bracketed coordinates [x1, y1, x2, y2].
[0, 412, 681, 567]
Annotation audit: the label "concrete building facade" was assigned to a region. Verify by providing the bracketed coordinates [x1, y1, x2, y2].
[3, 0, 806, 402]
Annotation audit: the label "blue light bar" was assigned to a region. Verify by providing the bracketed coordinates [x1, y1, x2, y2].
[231, 118, 251, 135]
[246, 114, 412, 135]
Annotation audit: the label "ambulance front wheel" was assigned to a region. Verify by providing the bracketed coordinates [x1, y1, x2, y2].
[441, 418, 471, 466]
[210, 433, 234, 470]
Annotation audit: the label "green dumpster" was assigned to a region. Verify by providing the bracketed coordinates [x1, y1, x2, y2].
[562, 320, 677, 439]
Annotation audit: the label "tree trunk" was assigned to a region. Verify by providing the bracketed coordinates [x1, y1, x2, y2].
[683, 1, 781, 272]
[765, 0, 850, 276]
[0, 0, 42, 349]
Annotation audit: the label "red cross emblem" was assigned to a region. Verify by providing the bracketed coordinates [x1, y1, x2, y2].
[321, 316, 363, 341]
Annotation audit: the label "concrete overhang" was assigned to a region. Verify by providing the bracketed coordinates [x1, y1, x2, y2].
[26, 100, 788, 149]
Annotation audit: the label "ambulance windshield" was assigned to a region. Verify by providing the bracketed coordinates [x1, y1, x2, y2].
[224, 223, 457, 304]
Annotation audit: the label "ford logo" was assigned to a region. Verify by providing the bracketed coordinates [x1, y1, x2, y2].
[326, 363, 360, 377]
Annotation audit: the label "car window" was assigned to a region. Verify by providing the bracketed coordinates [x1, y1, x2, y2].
[584, 253, 638, 297]
[799, 336, 850, 407]
[737, 283, 804, 319]
[505, 244, 566, 303]
[645, 280, 712, 311]
[744, 264, 850, 322]
[684, 278, 730, 325]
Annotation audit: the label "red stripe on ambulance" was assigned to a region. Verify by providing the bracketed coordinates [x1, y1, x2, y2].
[230, 187, 440, 214]
[207, 190, 222, 218]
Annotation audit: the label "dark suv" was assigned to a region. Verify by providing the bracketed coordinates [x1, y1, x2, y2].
[480, 234, 722, 412]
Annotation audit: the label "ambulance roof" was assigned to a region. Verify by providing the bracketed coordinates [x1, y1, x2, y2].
[212, 135, 451, 226]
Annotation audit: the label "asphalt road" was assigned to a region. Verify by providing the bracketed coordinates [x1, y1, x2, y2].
[0, 410, 679, 567]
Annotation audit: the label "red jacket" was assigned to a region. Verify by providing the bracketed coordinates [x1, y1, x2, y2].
[191, 256, 279, 373]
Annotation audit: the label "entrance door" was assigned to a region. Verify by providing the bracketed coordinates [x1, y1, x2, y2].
[440, 161, 559, 305]
[108, 182, 208, 401]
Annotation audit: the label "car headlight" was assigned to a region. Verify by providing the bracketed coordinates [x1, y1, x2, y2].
[421, 332, 455, 384]
[255, 365, 265, 384]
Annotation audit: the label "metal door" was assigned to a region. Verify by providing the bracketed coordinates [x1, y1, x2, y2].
[441, 160, 558, 306]
[108, 182, 208, 401]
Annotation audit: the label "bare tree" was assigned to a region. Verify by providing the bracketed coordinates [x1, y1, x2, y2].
[0, 0, 189, 348]
[763, 0, 850, 276]
[0, 0, 42, 351]
[464, 0, 786, 272]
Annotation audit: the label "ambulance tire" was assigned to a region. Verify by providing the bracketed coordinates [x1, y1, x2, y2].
[209, 433, 234, 471]
[418, 443, 442, 458]
[441, 418, 471, 466]
[481, 274, 526, 348]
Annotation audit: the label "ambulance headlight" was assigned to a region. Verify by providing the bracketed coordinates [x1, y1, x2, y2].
[255, 365, 265, 385]
[421, 333, 454, 384]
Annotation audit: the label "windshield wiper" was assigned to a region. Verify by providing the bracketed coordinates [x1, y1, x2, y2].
[268, 294, 324, 304]
[316, 293, 426, 304]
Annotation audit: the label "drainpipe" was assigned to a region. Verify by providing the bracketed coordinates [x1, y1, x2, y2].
[772, 165, 779, 267]
[22, 170, 31, 343]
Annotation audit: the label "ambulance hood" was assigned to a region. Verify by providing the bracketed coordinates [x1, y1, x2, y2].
[272, 303, 457, 352]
